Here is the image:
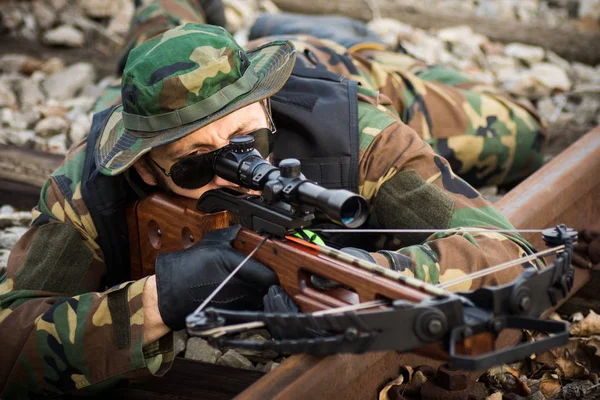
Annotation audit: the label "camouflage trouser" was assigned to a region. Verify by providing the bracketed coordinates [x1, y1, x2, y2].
[94, 0, 546, 187]
[344, 47, 546, 187]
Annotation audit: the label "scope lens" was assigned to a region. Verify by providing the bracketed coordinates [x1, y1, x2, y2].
[339, 197, 367, 228]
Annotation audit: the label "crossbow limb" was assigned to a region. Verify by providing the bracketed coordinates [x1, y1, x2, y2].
[183, 135, 578, 370]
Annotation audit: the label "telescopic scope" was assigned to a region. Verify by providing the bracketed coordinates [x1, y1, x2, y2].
[213, 136, 368, 228]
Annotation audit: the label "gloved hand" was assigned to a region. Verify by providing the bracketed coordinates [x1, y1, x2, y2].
[573, 229, 600, 269]
[332, 247, 414, 272]
[263, 285, 326, 339]
[310, 247, 377, 289]
[156, 225, 279, 331]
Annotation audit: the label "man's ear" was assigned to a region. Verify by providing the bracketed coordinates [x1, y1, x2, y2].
[132, 156, 157, 186]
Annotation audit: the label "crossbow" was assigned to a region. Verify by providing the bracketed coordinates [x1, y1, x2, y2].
[181, 135, 577, 371]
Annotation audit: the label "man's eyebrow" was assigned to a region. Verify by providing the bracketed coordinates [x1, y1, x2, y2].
[229, 120, 253, 137]
[166, 121, 255, 160]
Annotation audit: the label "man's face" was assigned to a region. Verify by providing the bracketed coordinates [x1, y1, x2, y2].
[133, 101, 269, 199]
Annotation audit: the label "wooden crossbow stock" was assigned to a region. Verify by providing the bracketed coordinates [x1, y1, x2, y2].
[127, 136, 577, 371]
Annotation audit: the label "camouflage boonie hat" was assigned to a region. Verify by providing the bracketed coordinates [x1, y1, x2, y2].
[96, 23, 296, 176]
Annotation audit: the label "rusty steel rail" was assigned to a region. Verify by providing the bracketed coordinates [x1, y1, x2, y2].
[235, 126, 600, 400]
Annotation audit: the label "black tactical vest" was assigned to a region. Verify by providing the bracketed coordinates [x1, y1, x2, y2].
[81, 63, 360, 287]
[270, 62, 360, 192]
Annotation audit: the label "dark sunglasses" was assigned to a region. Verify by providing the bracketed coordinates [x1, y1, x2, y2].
[148, 125, 274, 190]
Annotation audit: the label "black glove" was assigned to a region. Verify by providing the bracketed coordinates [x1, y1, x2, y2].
[376, 250, 414, 273]
[263, 285, 326, 339]
[341, 247, 415, 273]
[263, 285, 299, 314]
[310, 247, 376, 289]
[156, 226, 279, 331]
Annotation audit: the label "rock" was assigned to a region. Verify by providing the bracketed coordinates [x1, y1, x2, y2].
[0, 5, 25, 33]
[107, 0, 135, 36]
[49, 0, 69, 11]
[0, 128, 36, 147]
[224, 0, 257, 33]
[237, 329, 271, 340]
[18, 109, 42, 128]
[0, 249, 9, 271]
[21, 12, 38, 41]
[0, 54, 29, 74]
[501, 71, 549, 97]
[68, 113, 92, 144]
[1, 108, 29, 130]
[173, 330, 187, 356]
[184, 338, 222, 363]
[504, 43, 545, 65]
[526, 392, 545, 400]
[41, 57, 65, 75]
[367, 18, 415, 49]
[20, 58, 45, 76]
[573, 83, 600, 93]
[217, 349, 254, 370]
[36, 104, 68, 118]
[572, 94, 600, 125]
[261, 361, 280, 372]
[401, 31, 448, 65]
[43, 62, 96, 100]
[0, 205, 16, 215]
[530, 62, 572, 91]
[43, 25, 85, 47]
[570, 62, 600, 84]
[36, 133, 68, 154]
[77, 0, 121, 18]
[579, 0, 600, 19]
[487, 55, 520, 73]
[81, 75, 118, 99]
[63, 96, 96, 114]
[0, 81, 18, 109]
[35, 116, 69, 138]
[536, 96, 560, 122]
[0, 211, 32, 229]
[476, 0, 516, 20]
[463, 69, 496, 85]
[234, 334, 279, 363]
[437, 25, 488, 51]
[515, 0, 539, 23]
[481, 41, 505, 56]
[0, 227, 28, 249]
[32, 1, 57, 30]
[17, 79, 45, 107]
[545, 51, 570, 72]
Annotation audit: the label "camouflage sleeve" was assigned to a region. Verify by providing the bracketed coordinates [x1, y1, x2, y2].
[356, 87, 538, 291]
[0, 162, 173, 396]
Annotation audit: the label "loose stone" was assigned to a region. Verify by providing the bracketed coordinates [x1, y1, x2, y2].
[184, 338, 222, 363]
[217, 349, 254, 370]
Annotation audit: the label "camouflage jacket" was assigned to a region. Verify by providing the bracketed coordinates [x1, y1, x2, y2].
[0, 74, 537, 395]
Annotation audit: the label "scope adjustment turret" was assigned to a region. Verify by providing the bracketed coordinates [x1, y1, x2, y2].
[229, 136, 255, 153]
[279, 159, 302, 179]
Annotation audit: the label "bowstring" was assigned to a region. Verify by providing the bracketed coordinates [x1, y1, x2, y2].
[191, 235, 270, 315]
[437, 245, 565, 289]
